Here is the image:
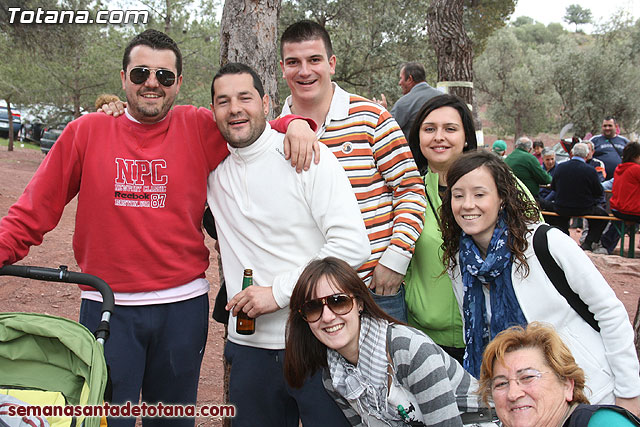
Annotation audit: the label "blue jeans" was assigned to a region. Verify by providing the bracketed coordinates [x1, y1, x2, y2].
[80, 294, 209, 427]
[370, 284, 408, 322]
[600, 223, 621, 254]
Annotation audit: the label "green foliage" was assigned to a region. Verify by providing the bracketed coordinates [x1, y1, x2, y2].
[0, 32, 32, 104]
[548, 25, 640, 135]
[512, 16, 534, 27]
[477, 13, 640, 139]
[1, 0, 518, 120]
[0, 0, 220, 119]
[563, 4, 592, 32]
[512, 21, 565, 48]
[463, 0, 517, 54]
[1, 0, 127, 118]
[475, 27, 561, 139]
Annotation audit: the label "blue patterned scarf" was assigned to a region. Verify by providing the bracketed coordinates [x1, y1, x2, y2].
[459, 216, 527, 378]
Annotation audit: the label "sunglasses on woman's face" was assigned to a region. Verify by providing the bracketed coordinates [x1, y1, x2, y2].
[299, 293, 355, 323]
[129, 67, 176, 87]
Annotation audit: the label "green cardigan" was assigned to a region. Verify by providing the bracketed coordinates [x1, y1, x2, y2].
[404, 170, 465, 348]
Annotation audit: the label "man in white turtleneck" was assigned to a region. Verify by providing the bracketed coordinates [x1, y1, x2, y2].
[206, 62, 370, 427]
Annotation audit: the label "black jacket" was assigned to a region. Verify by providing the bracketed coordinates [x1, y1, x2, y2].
[551, 158, 603, 210]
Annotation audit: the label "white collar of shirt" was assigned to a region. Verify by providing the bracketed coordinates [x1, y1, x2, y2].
[124, 108, 168, 124]
[281, 82, 349, 134]
[226, 122, 274, 163]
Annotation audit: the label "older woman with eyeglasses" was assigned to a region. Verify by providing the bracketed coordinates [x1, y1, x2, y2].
[480, 323, 640, 427]
[284, 257, 487, 426]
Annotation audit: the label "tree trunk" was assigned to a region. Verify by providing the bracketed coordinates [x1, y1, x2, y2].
[426, 0, 475, 117]
[216, 254, 232, 427]
[73, 93, 82, 120]
[218, 3, 281, 422]
[514, 115, 523, 144]
[220, 0, 282, 120]
[5, 99, 14, 152]
[634, 297, 640, 362]
[164, 0, 172, 33]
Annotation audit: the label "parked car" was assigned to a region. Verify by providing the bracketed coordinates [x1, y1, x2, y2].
[550, 139, 572, 164]
[19, 122, 44, 143]
[0, 106, 22, 139]
[40, 125, 66, 154]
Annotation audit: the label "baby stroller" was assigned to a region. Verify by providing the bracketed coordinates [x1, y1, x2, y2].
[0, 265, 114, 427]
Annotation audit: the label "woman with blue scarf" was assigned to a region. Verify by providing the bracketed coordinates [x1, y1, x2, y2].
[438, 151, 640, 416]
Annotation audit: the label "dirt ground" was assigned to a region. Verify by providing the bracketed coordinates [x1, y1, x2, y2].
[1, 146, 639, 426]
[0, 146, 226, 426]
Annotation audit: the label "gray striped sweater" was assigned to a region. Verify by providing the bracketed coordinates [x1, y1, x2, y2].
[322, 323, 484, 426]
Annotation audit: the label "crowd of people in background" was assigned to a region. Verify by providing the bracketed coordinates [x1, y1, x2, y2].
[1, 23, 640, 427]
[503, 116, 640, 257]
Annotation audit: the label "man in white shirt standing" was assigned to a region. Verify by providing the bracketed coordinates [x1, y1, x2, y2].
[207, 62, 370, 427]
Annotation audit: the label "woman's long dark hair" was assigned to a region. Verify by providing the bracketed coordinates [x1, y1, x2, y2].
[622, 141, 640, 163]
[284, 257, 397, 388]
[408, 94, 478, 175]
[439, 151, 540, 274]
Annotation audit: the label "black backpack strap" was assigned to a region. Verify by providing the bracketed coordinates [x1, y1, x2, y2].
[533, 224, 600, 332]
[564, 404, 640, 427]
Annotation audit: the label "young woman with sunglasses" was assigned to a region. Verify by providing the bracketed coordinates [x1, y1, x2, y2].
[284, 257, 485, 426]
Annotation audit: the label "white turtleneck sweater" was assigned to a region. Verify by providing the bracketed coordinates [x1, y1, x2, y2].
[207, 123, 370, 349]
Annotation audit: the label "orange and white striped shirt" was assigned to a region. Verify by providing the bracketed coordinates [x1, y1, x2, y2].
[282, 83, 426, 284]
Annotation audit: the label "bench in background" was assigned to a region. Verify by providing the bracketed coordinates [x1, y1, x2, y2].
[540, 211, 637, 258]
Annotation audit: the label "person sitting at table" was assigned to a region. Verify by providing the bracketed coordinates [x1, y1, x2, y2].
[610, 141, 640, 223]
[544, 143, 608, 251]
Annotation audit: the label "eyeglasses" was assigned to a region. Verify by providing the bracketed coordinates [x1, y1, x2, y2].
[491, 369, 548, 393]
[129, 67, 177, 87]
[299, 293, 354, 323]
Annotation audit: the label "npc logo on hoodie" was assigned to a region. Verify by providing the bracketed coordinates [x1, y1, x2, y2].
[113, 158, 168, 208]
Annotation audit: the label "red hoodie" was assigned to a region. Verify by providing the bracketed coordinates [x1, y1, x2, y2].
[610, 162, 640, 215]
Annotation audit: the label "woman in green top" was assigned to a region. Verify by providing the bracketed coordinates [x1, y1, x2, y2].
[404, 94, 477, 363]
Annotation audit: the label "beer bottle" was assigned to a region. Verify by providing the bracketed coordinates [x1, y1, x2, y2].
[236, 269, 255, 335]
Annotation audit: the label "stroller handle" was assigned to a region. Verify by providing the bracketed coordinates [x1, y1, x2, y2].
[0, 265, 115, 342]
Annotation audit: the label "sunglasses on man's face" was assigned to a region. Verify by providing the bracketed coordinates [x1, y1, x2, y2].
[299, 293, 355, 323]
[129, 67, 176, 87]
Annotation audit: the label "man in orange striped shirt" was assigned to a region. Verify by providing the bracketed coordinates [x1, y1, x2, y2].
[279, 20, 426, 322]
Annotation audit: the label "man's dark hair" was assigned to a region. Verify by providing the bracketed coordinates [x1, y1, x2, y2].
[280, 20, 333, 59]
[402, 62, 425, 83]
[533, 140, 544, 149]
[123, 29, 182, 76]
[603, 115, 617, 124]
[211, 62, 265, 102]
